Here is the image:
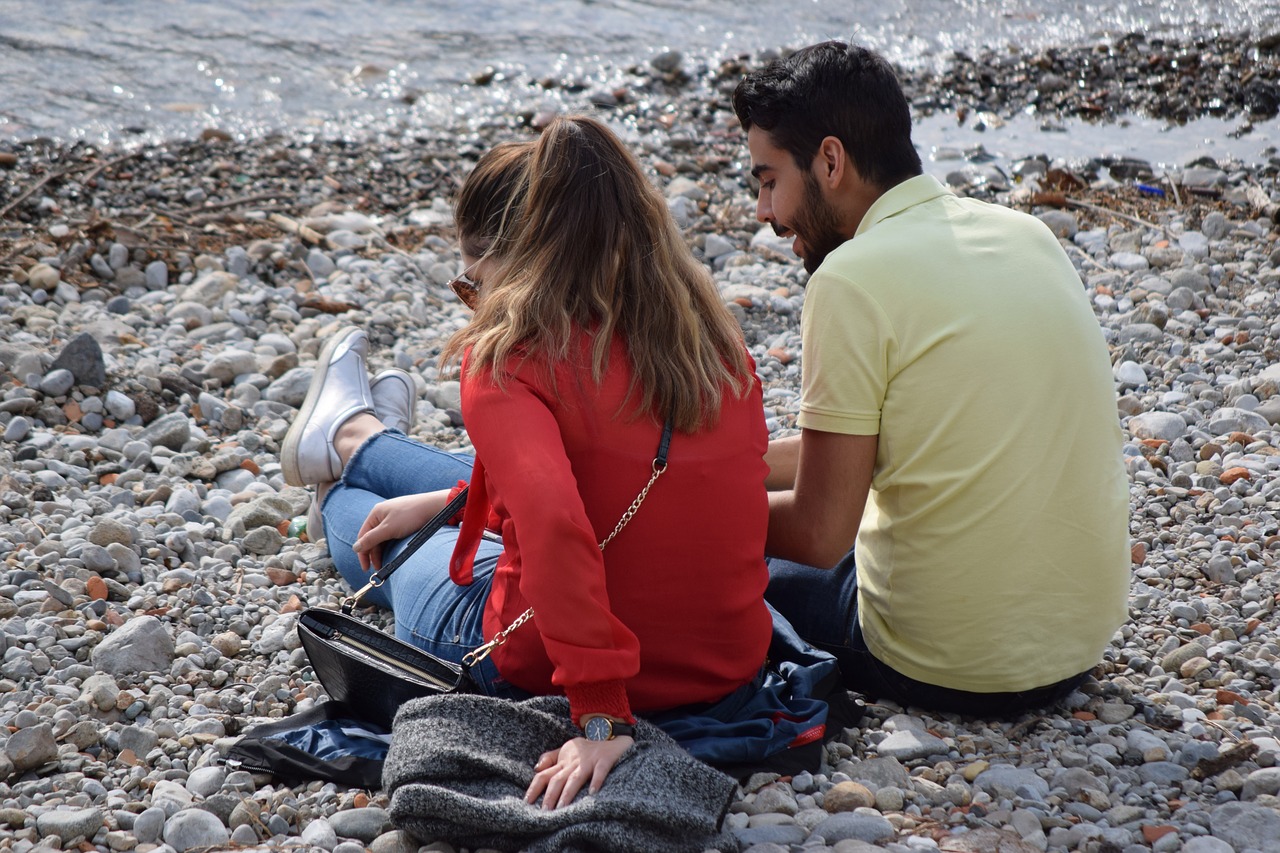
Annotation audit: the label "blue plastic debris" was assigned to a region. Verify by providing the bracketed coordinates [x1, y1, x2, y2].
[1135, 183, 1167, 197]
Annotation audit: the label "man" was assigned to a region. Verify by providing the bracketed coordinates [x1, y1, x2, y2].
[734, 42, 1129, 716]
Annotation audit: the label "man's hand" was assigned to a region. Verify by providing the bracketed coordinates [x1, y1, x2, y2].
[354, 490, 450, 571]
[525, 736, 633, 810]
[767, 429, 877, 568]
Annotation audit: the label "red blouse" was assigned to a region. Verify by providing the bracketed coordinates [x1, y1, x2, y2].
[449, 332, 772, 725]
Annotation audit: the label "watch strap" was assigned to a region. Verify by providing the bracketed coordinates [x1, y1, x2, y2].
[607, 721, 635, 739]
[584, 717, 636, 740]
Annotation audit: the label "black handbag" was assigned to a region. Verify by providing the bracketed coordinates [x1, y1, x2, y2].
[298, 489, 479, 731]
[298, 419, 673, 731]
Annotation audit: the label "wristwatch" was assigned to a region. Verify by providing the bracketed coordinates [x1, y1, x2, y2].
[582, 716, 635, 741]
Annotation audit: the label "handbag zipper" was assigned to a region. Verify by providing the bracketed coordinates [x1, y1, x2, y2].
[328, 629, 458, 691]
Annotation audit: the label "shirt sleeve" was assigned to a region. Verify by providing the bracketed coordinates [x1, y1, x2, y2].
[462, 360, 639, 724]
[798, 269, 894, 436]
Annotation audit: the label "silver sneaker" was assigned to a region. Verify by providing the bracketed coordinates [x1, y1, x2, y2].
[370, 368, 417, 435]
[306, 481, 331, 545]
[281, 327, 377, 486]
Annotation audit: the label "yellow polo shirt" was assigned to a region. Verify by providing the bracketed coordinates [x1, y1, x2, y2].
[800, 175, 1129, 693]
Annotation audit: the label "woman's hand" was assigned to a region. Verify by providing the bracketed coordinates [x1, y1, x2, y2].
[525, 736, 633, 810]
[354, 490, 450, 571]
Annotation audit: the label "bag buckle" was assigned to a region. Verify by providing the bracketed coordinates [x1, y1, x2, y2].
[340, 575, 385, 614]
[462, 638, 499, 667]
[462, 606, 534, 667]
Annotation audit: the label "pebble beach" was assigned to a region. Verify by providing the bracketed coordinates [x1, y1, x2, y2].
[2, 28, 1280, 853]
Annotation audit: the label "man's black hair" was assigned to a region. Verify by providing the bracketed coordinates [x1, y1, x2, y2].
[733, 41, 923, 189]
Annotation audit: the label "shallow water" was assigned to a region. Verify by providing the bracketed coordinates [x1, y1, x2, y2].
[1, 0, 1278, 167]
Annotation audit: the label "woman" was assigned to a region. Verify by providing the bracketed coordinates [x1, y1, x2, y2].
[281, 117, 772, 807]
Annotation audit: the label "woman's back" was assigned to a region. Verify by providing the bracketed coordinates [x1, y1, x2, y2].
[459, 330, 772, 712]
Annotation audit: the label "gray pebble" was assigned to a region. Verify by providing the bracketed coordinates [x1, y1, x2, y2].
[974, 765, 1050, 799]
[1179, 231, 1210, 258]
[874, 786, 904, 812]
[91, 615, 176, 675]
[104, 389, 137, 420]
[230, 823, 259, 845]
[216, 467, 260, 493]
[133, 807, 167, 845]
[1181, 837, 1235, 853]
[138, 412, 192, 450]
[875, 729, 947, 761]
[327, 807, 392, 842]
[1208, 801, 1280, 851]
[163, 808, 230, 852]
[334, 842, 369, 853]
[1201, 212, 1230, 239]
[810, 812, 895, 844]
[108, 242, 129, 269]
[1110, 252, 1149, 271]
[651, 49, 683, 73]
[1204, 555, 1236, 584]
[734, 824, 807, 846]
[301, 818, 339, 851]
[306, 249, 337, 279]
[35, 808, 103, 843]
[145, 259, 169, 289]
[185, 270, 240, 306]
[846, 757, 910, 790]
[704, 233, 738, 260]
[369, 829, 421, 853]
[39, 368, 75, 396]
[184, 763, 226, 799]
[1037, 209, 1078, 238]
[80, 540, 117, 573]
[264, 367, 313, 407]
[1241, 767, 1280, 800]
[1115, 360, 1148, 387]
[5, 723, 58, 772]
[4, 416, 32, 442]
[90, 252, 116, 279]
[1138, 761, 1189, 785]
[1128, 411, 1187, 441]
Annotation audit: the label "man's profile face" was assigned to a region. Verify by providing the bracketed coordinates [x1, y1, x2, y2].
[747, 127, 846, 275]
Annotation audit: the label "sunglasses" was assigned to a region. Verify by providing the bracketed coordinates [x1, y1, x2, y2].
[448, 261, 481, 310]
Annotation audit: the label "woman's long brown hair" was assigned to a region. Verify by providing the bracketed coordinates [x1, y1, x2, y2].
[442, 116, 751, 433]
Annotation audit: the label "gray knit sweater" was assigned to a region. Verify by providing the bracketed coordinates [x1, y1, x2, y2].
[383, 694, 739, 853]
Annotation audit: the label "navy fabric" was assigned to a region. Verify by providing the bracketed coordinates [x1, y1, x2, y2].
[767, 552, 1089, 717]
[227, 701, 390, 788]
[237, 608, 849, 786]
[647, 604, 843, 775]
[277, 719, 390, 762]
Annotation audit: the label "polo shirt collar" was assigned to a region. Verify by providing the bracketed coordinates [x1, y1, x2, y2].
[854, 174, 952, 238]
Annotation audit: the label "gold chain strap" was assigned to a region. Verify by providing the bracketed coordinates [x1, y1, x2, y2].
[463, 456, 669, 667]
[598, 458, 668, 550]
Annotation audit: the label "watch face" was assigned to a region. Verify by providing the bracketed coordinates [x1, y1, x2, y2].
[584, 717, 611, 741]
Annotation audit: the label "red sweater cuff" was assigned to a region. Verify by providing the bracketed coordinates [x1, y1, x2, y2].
[446, 480, 468, 525]
[564, 681, 635, 727]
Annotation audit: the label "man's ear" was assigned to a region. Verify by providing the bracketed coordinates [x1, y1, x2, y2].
[814, 136, 847, 188]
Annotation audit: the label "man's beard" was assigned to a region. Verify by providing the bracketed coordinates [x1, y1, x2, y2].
[792, 170, 847, 275]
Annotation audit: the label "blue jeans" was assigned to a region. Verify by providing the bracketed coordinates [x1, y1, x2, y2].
[321, 431, 528, 699]
[766, 552, 1088, 717]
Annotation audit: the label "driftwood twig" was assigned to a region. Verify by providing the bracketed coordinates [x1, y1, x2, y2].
[1, 150, 141, 219]
[1065, 196, 1172, 237]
